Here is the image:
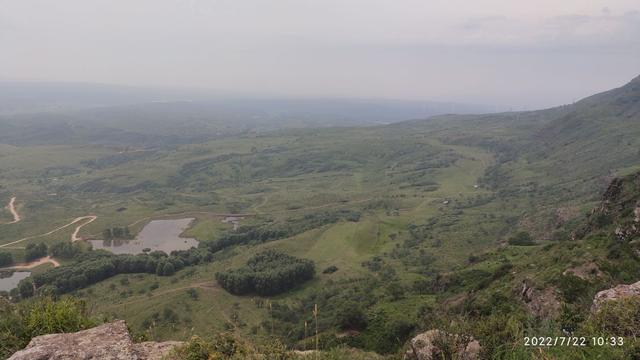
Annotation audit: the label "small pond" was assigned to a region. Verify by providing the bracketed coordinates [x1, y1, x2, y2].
[0, 271, 31, 292]
[89, 218, 198, 255]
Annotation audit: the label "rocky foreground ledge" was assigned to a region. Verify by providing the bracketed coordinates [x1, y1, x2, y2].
[9, 320, 182, 360]
[592, 280, 640, 312]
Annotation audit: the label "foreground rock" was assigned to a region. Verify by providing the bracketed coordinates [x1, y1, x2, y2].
[404, 329, 481, 360]
[592, 281, 640, 312]
[9, 320, 181, 360]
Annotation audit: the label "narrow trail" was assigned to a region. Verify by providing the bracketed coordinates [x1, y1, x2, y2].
[1, 256, 60, 270]
[103, 281, 218, 309]
[0, 215, 98, 249]
[3, 196, 21, 224]
[71, 216, 97, 242]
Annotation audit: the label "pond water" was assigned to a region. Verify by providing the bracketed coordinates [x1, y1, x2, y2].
[89, 218, 198, 255]
[0, 271, 30, 292]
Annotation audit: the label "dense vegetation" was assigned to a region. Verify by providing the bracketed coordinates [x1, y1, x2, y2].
[24, 243, 47, 262]
[216, 250, 315, 296]
[18, 248, 214, 298]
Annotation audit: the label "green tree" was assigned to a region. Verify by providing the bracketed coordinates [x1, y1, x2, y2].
[163, 262, 175, 276]
[25, 243, 47, 261]
[0, 252, 13, 266]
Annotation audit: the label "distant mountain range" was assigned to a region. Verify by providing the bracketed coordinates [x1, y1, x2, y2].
[0, 81, 496, 124]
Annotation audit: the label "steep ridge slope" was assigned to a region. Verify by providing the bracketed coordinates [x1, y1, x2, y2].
[529, 75, 640, 184]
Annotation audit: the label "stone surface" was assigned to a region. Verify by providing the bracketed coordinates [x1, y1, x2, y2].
[9, 320, 181, 360]
[520, 281, 560, 318]
[404, 329, 481, 360]
[592, 281, 640, 312]
[562, 262, 603, 280]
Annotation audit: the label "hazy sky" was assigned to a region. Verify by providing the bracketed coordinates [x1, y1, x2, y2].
[1, 0, 639, 108]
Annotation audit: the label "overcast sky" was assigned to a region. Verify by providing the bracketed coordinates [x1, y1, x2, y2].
[1, 0, 639, 109]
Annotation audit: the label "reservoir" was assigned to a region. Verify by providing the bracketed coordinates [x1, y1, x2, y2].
[0, 271, 31, 292]
[89, 218, 198, 255]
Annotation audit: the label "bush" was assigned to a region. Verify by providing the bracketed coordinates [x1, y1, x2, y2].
[335, 302, 368, 331]
[0, 297, 94, 359]
[50, 242, 82, 259]
[0, 252, 13, 266]
[507, 232, 535, 246]
[556, 274, 591, 304]
[323, 265, 338, 274]
[187, 288, 199, 300]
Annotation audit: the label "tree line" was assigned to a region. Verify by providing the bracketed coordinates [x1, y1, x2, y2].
[18, 248, 214, 298]
[201, 210, 360, 254]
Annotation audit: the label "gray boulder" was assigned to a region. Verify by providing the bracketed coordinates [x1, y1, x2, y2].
[9, 320, 181, 360]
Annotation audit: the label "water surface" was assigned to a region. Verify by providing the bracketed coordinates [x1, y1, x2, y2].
[90, 218, 198, 255]
[0, 271, 30, 292]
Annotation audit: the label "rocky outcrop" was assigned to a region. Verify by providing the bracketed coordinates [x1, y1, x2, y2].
[562, 262, 603, 281]
[404, 330, 481, 360]
[9, 320, 181, 360]
[592, 281, 640, 312]
[520, 281, 560, 318]
[574, 172, 640, 241]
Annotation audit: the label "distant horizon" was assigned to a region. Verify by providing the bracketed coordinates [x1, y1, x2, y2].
[2, 1, 639, 109]
[2, 75, 637, 114]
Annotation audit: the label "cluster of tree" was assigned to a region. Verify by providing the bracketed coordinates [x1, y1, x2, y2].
[102, 226, 133, 240]
[49, 242, 83, 259]
[201, 210, 360, 254]
[19, 248, 214, 297]
[216, 250, 315, 296]
[25, 243, 47, 261]
[0, 252, 12, 267]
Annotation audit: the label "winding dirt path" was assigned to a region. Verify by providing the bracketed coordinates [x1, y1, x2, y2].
[3, 196, 21, 224]
[71, 216, 98, 242]
[0, 215, 98, 249]
[1, 256, 60, 270]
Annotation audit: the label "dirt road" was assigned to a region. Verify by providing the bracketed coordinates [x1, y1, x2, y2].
[4, 196, 21, 224]
[71, 216, 98, 241]
[3, 256, 60, 270]
[0, 215, 98, 248]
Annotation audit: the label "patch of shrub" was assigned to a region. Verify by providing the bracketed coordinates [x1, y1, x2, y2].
[323, 265, 338, 274]
[0, 297, 94, 359]
[507, 232, 535, 246]
[0, 252, 13, 267]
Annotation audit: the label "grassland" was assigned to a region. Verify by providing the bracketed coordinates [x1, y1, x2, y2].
[2, 76, 640, 358]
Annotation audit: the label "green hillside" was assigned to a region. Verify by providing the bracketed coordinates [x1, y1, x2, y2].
[1, 75, 640, 359]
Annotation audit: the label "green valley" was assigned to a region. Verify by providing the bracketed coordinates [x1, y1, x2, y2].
[2, 76, 640, 359]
